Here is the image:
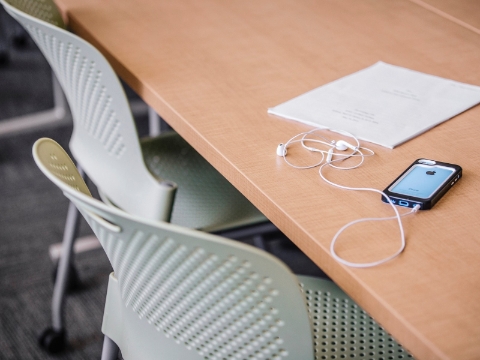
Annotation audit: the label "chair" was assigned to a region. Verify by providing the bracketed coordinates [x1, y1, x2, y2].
[1, 0, 266, 229]
[33, 137, 413, 360]
[2, 0, 272, 352]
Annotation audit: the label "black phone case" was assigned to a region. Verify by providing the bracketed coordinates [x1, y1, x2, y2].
[381, 159, 462, 210]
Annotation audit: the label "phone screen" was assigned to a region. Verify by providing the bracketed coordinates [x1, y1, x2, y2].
[389, 164, 455, 199]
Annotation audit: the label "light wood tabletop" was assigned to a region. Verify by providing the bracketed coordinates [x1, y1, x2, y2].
[52, 0, 480, 358]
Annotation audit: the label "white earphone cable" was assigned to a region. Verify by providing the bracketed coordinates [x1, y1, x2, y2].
[319, 161, 420, 268]
[281, 129, 374, 170]
[279, 128, 420, 268]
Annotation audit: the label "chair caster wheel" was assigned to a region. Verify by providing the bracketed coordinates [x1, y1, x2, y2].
[52, 263, 81, 293]
[38, 327, 66, 353]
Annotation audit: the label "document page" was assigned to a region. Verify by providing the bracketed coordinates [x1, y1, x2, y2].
[268, 62, 480, 148]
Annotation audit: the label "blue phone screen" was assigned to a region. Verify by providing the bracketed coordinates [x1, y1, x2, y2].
[389, 164, 454, 199]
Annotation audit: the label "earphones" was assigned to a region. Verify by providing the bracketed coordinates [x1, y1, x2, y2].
[276, 143, 287, 156]
[277, 128, 419, 268]
[277, 128, 374, 170]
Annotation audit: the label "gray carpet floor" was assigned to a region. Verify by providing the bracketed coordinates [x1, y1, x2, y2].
[0, 13, 327, 360]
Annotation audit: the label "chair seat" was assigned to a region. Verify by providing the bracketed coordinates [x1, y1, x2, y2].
[141, 131, 266, 232]
[297, 276, 413, 360]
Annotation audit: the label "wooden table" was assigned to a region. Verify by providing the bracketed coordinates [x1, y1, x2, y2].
[52, 0, 480, 358]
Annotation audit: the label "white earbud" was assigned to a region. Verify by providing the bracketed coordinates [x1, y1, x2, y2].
[276, 143, 287, 156]
[335, 140, 356, 151]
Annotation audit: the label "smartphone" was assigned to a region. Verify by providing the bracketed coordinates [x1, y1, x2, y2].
[382, 159, 462, 210]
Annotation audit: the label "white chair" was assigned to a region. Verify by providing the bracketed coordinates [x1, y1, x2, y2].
[1, 0, 266, 229]
[33, 137, 413, 360]
[2, 0, 272, 353]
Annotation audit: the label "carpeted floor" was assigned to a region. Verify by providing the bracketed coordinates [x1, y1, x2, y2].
[0, 12, 327, 360]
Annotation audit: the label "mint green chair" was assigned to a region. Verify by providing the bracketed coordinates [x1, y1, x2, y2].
[33, 137, 414, 360]
[2, 0, 270, 353]
[1, 0, 264, 228]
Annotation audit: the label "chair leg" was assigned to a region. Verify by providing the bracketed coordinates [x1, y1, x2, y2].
[148, 106, 170, 137]
[39, 166, 85, 353]
[101, 335, 120, 360]
[0, 70, 70, 135]
[252, 234, 266, 250]
[148, 106, 161, 137]
[51, 200, 82, 329]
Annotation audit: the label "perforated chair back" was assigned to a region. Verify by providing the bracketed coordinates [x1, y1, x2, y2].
[2, 0, 176, 221]
[32, 138, 316, 360]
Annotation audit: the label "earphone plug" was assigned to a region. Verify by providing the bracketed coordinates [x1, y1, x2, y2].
[276, 143, 287, 156]
[326, 148, 334, 163]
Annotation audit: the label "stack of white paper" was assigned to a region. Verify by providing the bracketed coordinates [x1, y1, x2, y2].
[268, 62, 480, 148]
